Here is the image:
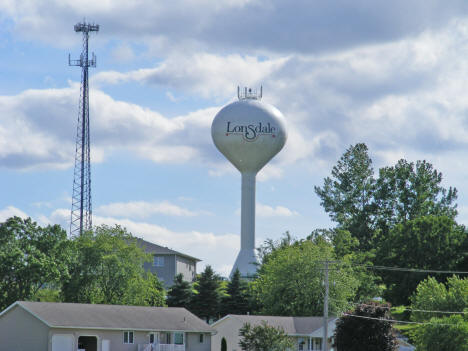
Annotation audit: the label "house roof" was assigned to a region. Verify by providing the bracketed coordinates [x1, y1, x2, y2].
[4, 302, 213, 333]
[137, 238, 201, 262]
[213, 315, 336, 336]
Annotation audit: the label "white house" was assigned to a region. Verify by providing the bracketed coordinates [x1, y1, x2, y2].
[211, 315, 336, 351]
[0, 301, 214, 351]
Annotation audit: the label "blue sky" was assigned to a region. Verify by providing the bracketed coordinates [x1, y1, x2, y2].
[3, 1, 468, 276]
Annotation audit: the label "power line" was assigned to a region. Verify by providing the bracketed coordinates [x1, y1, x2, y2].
[329, 298, 467, 315]
[340, 313, 463, 326]
[323, 260, 468, 275]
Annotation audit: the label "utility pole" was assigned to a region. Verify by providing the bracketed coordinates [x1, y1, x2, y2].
[323, 260, 329, 351]
[69, 20, 99, 236]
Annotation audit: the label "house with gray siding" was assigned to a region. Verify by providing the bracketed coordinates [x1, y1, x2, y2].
[0, 301, 214, 351]
[137, 239, 200, 287]
[211, 315, 337, 351]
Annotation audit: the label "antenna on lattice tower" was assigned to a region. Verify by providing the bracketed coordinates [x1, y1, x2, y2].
[69, 20, 99, 236]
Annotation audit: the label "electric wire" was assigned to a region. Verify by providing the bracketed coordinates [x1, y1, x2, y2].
[328, 298, 467, 315]
[318, 260, 468, 275]
[339, 313, 463, 326]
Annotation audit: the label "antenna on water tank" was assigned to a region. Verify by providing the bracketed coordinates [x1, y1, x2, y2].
[238, 86, 262, 100]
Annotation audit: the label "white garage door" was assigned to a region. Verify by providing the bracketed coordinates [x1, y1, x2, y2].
[52, 334, 74, 351]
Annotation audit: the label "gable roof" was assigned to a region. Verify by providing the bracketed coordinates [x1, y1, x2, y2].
[3, 302, 213, 332]
[137, 238, 201, 262]
[212, 314, 336, 336]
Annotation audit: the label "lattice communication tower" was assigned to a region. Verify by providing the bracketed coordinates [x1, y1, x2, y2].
[69, 21, 99, 236]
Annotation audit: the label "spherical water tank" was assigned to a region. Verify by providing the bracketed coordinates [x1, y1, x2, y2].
[211, 99, 287, 174]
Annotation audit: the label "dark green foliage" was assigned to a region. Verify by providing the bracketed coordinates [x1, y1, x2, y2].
[374, 159, 457, 228]
[378, 216, 466, 304]
[190, 265, 221, 322]
[167, 273, 193, 308]
[333, 302, 397, 351]
[239, 322, 294, 351]
[61, 225, 166, 306]
[316, 143, 465, 305]
[0, 217, 72, 310]
[220, 269, 250, 316]
[315, 143, 377, 251]
[413, 315, 468, 351]
[221, 337, 227, 351]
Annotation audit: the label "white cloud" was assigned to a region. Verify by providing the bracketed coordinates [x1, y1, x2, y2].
[257, 203, 299, 217]
[93, 53, 288, 99]
[110, 43, 135, 63]
[0, 206, 28, 222]
[236, 203, 298, 217]
[96, 201, 208, 219]
[0, 84, 220, 170]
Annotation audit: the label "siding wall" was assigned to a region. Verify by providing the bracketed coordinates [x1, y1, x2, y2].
[143, 254, 176, 287]
[50, 328, 158, 351]
[48, 329, 211, 351]
[0, 305, 49, 351]
[211, 318, 243, 351]
[186, 332, 211, 351]
[176, 256, 197, 282]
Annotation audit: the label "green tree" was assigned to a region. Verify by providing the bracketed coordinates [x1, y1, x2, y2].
[374, 159, 457, 230]
[315, 143, 377, 251]
[377, 216, 466, 305]
[253, 239, 359, 316]
[167, 273, 193, 308]
[61, 225, 165, 306]
[0, 217, 71, 310]
[410, 276, 468, 322]
[333, 302, 397, 351]
[413, 315, 468, 351]
[220, 269, 250, 316]
[190, 265, 221, 322]
[308, 228, 382, 301]
[221, 337, 227, 351]
[239, 322, 294, 351]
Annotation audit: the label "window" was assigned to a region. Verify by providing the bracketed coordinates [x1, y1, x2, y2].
[199, 334, 204, 343]
[153, 256, 165, 267]
[298, 338, 305, 351]
[174, 332, 184, 345]
[123, 331, 134, 344]
[149, 333, 156, 344]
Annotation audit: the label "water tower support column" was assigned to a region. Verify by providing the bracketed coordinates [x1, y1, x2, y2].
[241, 172, 256, 250]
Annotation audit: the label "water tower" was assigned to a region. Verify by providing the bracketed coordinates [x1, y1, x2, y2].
[211, 87, 287, 278]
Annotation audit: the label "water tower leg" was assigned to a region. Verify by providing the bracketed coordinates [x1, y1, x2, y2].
[230, 172, 259, 279]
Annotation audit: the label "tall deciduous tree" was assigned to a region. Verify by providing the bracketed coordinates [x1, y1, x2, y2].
[190, 265, 221, 322]
[377, 215, 466, 304]
[315, 143, 377, 251]
[220, 269, 250, 316]
[239, 322, 294, 351]
[0, 217, 71, 310]
[61, 225, 165, 306]
[167, 273, 193, 308]
[253, 239, 359, 316]
[333, 302, 397, 351]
